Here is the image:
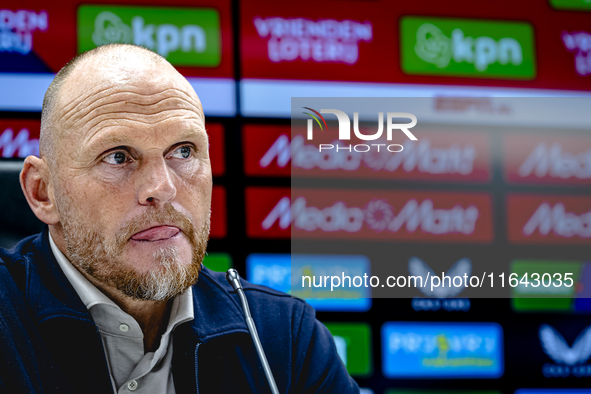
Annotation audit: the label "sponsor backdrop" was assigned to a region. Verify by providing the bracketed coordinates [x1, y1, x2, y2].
[1, 0, 591, 393]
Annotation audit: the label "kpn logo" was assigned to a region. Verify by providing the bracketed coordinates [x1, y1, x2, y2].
[77, 5, 221, 67]
[400, 16, 535, 79]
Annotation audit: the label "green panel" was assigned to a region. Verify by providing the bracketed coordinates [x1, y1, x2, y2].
[510, 260, 582, 312]
[512, 297, 573, 311]
[78, 5, 221, 67]
[400, 16, 536, 79]
[550, 0, 591, 10]
[324, 322, 372, 377]
[203, 253, 232, 273]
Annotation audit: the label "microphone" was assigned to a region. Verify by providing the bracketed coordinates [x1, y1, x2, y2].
[226, 269, 280, 394]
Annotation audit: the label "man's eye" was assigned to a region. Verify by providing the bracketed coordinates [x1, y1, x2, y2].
[171, 146, 192, 159]
[103, 151, 129, 165]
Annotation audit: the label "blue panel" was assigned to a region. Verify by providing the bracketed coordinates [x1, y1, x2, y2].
[516, 391, 591, 394]
[382, 322, 504, 379]
[574, 263, 591, 312]
[246, 253, 372, 312]
[0, 52, 51, 73]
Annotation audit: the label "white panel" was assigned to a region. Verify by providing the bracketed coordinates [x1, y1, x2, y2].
[0, 74, 237, 117]
[240, 78, 591, 119]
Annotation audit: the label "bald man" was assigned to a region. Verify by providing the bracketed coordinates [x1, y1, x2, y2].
[0, 44, 359, 394]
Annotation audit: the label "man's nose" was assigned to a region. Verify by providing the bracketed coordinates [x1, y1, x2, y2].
[137, 158, 177, 205]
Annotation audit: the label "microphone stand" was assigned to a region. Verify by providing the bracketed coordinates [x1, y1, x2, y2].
[226, 269, 280, 394]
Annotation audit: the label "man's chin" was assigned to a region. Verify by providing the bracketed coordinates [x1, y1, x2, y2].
[106, 249, 201, 302]
[124, 234, 194, 272]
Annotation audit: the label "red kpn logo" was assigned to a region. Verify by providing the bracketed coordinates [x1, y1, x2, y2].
[302, 107, 417, 153]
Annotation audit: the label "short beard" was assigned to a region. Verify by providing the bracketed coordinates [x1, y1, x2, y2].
[57, 199, 209, 302]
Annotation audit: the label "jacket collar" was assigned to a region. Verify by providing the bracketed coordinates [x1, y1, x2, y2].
[22, 227, 92, 324]
[189, 267, 249, 342]
[19, 227, 248, 339]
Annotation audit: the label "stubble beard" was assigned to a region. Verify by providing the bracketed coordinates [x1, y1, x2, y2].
[56, 195, 210, 301]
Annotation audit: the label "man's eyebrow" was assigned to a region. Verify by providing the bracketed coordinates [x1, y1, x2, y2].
[89, 127, 206, 148]
[102, 134, 130, 145]
[177, 128, 205, 141]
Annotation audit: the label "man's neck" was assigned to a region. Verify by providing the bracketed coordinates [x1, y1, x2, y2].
[49, 227, 172, 353]
[78, 268, 172, 353]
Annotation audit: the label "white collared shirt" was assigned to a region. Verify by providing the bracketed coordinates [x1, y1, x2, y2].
[49, 233, 194, 394]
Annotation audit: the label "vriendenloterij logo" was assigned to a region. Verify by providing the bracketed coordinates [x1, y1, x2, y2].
[302, 107, 417, 153]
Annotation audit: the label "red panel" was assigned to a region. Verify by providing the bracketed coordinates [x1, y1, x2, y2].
[208, 123, 225, 176]
[245, 187, 291, 238]
[240, 1, 392, 83]
[240, 0, 591, 91]
[243, 124, 491, 182]
[504, 133, 591, 185]
[507, 194, 591, 244]
[246, 187, 494, 242]
[10, 0, 234, 77]
[243, 124, 291, 177]
[0, 119, 41, 158]
[210, 185, 226, 238]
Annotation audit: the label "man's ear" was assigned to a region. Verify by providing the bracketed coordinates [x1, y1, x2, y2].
[20, 156, 60, 225]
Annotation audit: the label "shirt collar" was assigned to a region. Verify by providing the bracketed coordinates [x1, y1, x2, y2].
[48, 232, 194, 328]
[15, 228, 246, 340]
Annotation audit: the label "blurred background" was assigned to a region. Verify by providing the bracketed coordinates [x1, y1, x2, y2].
[1, 0, 591, 393]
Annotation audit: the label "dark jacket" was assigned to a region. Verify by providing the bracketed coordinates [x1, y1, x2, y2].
[0, 228, 359, 393]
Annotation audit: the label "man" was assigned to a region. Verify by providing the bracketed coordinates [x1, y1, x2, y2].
[0, 44, 359, 393]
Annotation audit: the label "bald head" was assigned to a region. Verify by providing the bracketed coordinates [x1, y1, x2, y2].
[40, 44, 204, 170]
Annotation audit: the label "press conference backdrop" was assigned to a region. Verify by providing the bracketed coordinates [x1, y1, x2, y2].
[1, 1, 591, 393]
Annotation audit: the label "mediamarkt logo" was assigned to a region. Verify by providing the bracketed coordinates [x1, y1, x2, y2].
[0, 123, 39, 158]
[302, 107, 417, 153]
[253, 17, 372, 64]
[523, 202, 591, 239]
[246, 188, 493, 241]
[518, 142, 591, 180]
[77, 5, 221, 67]
[261, 134, 477, 174]
[540, 324, 591, 377]
[0, 9, 47, 54]
[264, 197, 479, 235]
[507, 195, 591, 244]
[504, 134, 591, 185]
[244, 125, 490, 181]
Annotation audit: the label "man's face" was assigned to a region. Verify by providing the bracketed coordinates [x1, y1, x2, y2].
[51, 56, 212, 301]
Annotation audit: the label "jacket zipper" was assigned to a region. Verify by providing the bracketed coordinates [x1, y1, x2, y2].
[194, 342, 201, 394]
